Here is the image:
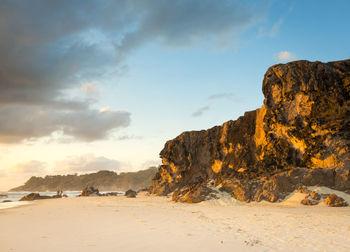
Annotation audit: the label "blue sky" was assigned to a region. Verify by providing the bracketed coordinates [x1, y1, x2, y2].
[0, 0, 349, 190]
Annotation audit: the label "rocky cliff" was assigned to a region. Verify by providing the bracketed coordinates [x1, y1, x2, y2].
[151, 59, 350, 203]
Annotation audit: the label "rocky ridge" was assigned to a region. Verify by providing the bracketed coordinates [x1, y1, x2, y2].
[10, 167, 157, 192]
[151, 59, 350, 204]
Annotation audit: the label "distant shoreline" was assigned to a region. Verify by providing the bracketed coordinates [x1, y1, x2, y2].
[9, 167, 157, 192]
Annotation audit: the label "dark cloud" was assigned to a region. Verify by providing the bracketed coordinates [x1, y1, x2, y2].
[0, 0, 260, 143]
[54, 154, 123, 173]
[0, 105, 130, 143]
[192, 106, 210, 117]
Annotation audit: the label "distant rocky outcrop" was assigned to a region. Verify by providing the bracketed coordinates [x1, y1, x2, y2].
[19, 193, 61, 201]
[80, 186, 100, 196]
[10, 167, 158, 192]
[151, 59, 350, 203]
[79, 186, 120, 197]
[125, 189, 137, 198]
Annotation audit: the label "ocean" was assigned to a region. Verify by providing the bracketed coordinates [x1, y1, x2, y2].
[0, 190, 125, 210]
[0, 191, 81, 210]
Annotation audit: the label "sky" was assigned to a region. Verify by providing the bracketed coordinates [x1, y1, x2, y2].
[0, 0, 349, 190]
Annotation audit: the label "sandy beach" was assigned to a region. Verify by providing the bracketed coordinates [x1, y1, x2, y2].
[1, 192, 350, 252]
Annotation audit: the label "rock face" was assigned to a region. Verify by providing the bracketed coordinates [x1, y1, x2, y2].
[151, 59, 350, 202]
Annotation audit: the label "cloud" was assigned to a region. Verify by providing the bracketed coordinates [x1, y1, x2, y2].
[275, 51, 296, 62]
[192, 106, 210, 117]
[0, 105, 130, 143]
[54, 154, 123, 173]
[99, 107, 112, 112]
[208, 92, 241, 102]
[269, 18, 284, 37]
[258, 18, 284, 38]
[117, 135, 143, 141]
[0, 0, 260, 143]
[80, 83, 102, 96]
[140, 160, 161, 170]
[12, 160, 47, 174]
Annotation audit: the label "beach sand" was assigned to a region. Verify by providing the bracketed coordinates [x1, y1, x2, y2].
[1, 191, 350, 252]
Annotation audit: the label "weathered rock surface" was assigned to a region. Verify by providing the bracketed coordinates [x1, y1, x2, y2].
[125, 189, 137, 198]
[151, 59, 350, 203]
[80, 186, 100, 196]
[325, 194, 347, 207]
[19, 193, 55, 201]
[172, 184, 216, 203]
[300, 191, 321, 206]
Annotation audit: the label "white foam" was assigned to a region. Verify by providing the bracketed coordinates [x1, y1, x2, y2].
[0, 201, 32, 210]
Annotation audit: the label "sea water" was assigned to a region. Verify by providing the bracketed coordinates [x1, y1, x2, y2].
[0, 191, 81, 210]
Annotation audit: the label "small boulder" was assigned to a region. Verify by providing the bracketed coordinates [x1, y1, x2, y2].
[125, 189, 137, 198]
[80, 186, 100, 196]
[301, 196, 319, 206]
[309, 191, 321, 200]
[2, 200, 12, 203]
[325, 194, 347, 207]
[19, 193, 51, 201]
[20, 193, 40, 201]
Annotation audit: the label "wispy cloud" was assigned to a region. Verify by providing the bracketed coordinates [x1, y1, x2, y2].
[275, 51, 296, 62]
[269, 18, 284, 37]
[54, 154, 125, 174]
[258, 18, 284, 38]
[192, 106, 210, 117]
[80, 83, 102, 96]
[208, 92, 240, 102]
[117, 134, 143, 141]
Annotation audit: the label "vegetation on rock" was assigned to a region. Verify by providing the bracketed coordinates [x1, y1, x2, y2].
[10, 167, 158, 192]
